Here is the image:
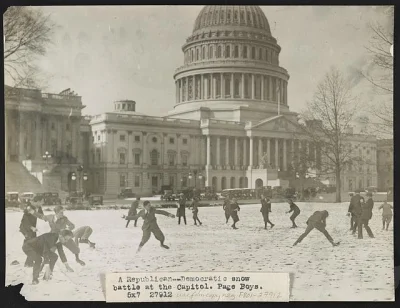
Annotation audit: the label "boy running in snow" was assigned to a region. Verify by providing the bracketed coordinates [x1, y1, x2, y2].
[230, 198, 240, 230]
[286, 199, 300, 228]
[260, 195, 275, 230]
[125, 200, 139, 228]
[293, 210, 339, 247]
[358, 194, 375, 239]
[189, 197, 202, 226]
[223, 198, 231, 224]
[379, 201, 393, 231]
[123, 200, 175, 253]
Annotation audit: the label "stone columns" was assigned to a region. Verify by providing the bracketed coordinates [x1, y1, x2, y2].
[267, 138, 271, 166]
[206, 135, 211, 166]
[251, 74, 255, 99]
[201, 75, 204, 100]
[176, 134, 181, 166]
[249, 136, 254, 168]
[243, 137, 247, 166]
[205, 75, 209, 99]
[231, 73, 234, 97]
[291, 139, 295, 167]
[35, 113, 41, 160]
[283, 139, 287, 171]
[261, 75, 264, 100]
[221, 73, 225, 98]
[193, 75, 197, 100]
[241, 74, 245, 99]
[185, 77, 189, 101]
[180, 79, 183, 103]
[225, 137, 230, 166]
[258, 138, 263, 166]
[213, 74, 217, 99]
[275, 138, 279, 169]
[269, 77, 273, 101]
[216, 136, 221, 166]
[234, 137, 238, 166]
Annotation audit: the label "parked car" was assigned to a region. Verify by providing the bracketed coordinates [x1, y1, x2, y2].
[88, 195, 103, 206]
[161, 190, 177, 201]
[43, 192, 62, 205]
[20, 192, 35, 205]
[5, 192, 20, 207]
[118, 188, 136, 199]
[201, 186, 219, 201]
[365, 186, 378, 193]
[33, 192, 45, 203]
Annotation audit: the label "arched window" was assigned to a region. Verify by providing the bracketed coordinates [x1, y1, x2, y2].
[150, 149, 158, 165]
[234, 45, 239, 58]
[209, 45, 213, 59]
[243, 46, 247, 59]
[259, 48, 262, 60]
[226, 45, 230, 58]
[217, 45, 222, 58]
[202, 46, 206, 59]
[251, 47, 256, 59]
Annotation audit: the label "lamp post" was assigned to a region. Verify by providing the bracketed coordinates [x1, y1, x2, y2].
[83, 172, 88, 198]
[188, 170, 203, 188]
[42, 151, 52, 171]
[71, 172, 77, 193]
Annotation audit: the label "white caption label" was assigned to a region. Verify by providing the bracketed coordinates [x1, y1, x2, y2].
[105, 272, 289, 302]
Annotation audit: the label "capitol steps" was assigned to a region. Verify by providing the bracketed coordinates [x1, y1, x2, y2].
[5, 162, 43, 193]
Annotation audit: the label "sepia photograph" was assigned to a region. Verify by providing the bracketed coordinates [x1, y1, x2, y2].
[4, 5, 394, 301]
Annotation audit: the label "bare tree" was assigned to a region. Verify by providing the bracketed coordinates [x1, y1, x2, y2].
[360, 6, 393, 137]
[300, 67, 364, 202]
[3, 6, 55, 88]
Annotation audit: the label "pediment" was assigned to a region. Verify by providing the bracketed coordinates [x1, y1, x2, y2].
[250, 115, 301, 133]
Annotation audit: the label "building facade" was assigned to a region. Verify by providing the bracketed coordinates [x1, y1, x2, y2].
[377, 139, 393, 191]
[5, 6, 381, 197]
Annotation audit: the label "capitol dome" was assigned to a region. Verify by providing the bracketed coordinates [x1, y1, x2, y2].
[169, 5, 291, 122]
[192, 6, 272, 37]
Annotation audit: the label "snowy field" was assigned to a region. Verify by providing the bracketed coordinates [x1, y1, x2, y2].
[6, 202, 394, 301]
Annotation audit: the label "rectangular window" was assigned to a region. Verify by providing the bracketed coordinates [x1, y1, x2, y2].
[182, 177, 187, 187]
[134, 153, 140, 165]
[169, 138, 175, 144]
[182, 155, 188, 167]
[183, 138, 188, 145]
[66, 123, 70, 131]
[51, 123, 55, 130]
[135, 135, 140, 142]
[119, 153, 126, 164]
[120, 135, 126, 141]
[170, 176, 174, 187]
[243, 46, 247, 59]
[120, 174, 126, 187]
[169, 153, 175, 166]
[234, 45, 239, 58]
[134, 175, 140, 187]
[97, 135, 100, 141]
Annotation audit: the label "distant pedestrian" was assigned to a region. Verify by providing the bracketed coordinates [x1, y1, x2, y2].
[123, 201, 175, 253]
[230, 198, 240, 229]
[350, 190, 362, 234]
[74, 226, 96, 248]
[379, 201, 393, 231]
[286, 199, 300, 228]
[177, 194, 187, 225]
[223, 198, 231, 224]
[190, 197, 202, 226]
[125, 200, 139, 228]
[293, 210, 340, 247]
[358, 194, 375, 239]
[347, 193, 356, 230]
[260, 195, 274, 230]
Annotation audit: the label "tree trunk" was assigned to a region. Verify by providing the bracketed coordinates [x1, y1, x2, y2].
[335, 168, 341, 202]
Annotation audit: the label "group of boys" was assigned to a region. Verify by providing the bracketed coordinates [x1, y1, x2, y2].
[19, 202, 95, 285]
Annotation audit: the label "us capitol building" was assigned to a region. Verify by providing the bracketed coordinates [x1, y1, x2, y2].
[5, 6, 379, 197]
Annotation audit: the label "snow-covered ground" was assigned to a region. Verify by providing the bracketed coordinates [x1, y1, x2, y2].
[5, 202, 394, 301]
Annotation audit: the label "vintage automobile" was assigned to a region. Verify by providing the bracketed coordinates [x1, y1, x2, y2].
[365, 186, 378, 193]
[5, 192, 20, 207]
[161, 190, 177, 201]
[43, 192, 62, 205]
[88, 195, 103, 206]
[117, 188, 136, 199]
[65, 191, 84, 205]
[20, 192, 35, 204]
[201, 186, 219, 201]
[33, 192, 45, 203]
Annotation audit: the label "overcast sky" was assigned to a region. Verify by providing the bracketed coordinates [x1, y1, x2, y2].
[23, 6, 393, 117]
